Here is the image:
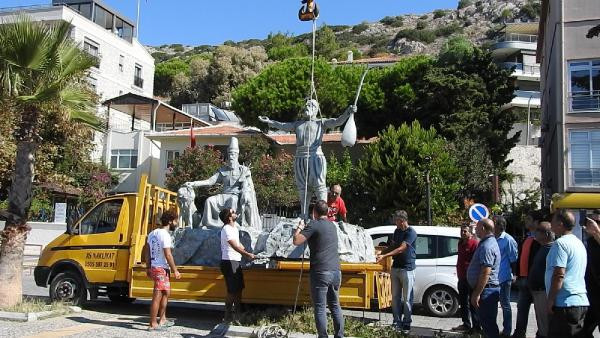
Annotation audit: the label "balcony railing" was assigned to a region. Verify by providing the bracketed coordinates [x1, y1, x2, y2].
[501, 63, 541, 75]
[570, 168, 600, 187]
[569, 90, 600, 112]
[497, 33, 538, 43]
[133, 75, 144, 88]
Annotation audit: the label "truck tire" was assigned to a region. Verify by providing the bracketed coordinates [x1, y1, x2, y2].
[49, 271, 87, 306]
[423, 285, 458, 317]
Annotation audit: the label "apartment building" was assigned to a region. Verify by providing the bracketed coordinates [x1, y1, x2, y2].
[538, 0, 600, 204]
[0, 1, 162, 191]
[490, 21, 543, 205]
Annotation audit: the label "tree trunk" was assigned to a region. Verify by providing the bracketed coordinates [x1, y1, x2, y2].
[0, 106, 38, 307]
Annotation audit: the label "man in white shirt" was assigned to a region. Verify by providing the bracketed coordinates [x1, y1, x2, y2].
[145, 209, 181, 331]
[219, 208, 255, 321]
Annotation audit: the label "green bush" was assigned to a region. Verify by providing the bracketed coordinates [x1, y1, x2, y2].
[458, 0, 473, 9]
[171, 44, 184, 52]
[434, 23, 463, 37]
[519, 1, 541, 19]
[395, 29, 436, 44]
[352, 22, 369, 34]
[416, 20, 427, 30]
[419, 14, 429, 20]
[433, 9, 448, 19]
[380, 16, 403, 27]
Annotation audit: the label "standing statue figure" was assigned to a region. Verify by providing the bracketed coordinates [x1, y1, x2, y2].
[184, 137, 261, 230]
[259, 99, 357, 219]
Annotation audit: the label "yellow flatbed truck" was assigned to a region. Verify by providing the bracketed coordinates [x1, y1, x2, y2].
[34, 175, 390, 309]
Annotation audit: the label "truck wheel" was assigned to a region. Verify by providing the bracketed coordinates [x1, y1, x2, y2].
[50, 271, 87, 306]
[423, 285, 458, 317]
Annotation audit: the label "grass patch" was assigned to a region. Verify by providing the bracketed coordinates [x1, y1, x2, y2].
[235, 307, 405, 338]
[0, 297, 70, 314]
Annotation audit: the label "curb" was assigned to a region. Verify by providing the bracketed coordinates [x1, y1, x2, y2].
[0, 306, 80, 322]
[217, 324, 353, 338]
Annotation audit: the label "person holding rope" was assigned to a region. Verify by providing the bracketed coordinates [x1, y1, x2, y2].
[259, 100, 356, 219]
[293, 200, 344, 338]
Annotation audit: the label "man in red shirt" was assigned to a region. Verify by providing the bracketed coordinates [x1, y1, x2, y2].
[327, 184, 347, 222]
[453, 223, 480, 333]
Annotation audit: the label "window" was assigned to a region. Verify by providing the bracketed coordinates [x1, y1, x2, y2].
[93, 5, 114, 30]
[110, 149, 138, 169]
[78, 199, 123, 235]
[437, 236, 459, 258]
[68, 3, 92, 19]
[569, 60, 600, 111]
[119, 55, 124, 72]
[370, 234, 391, 248]
[87, 75, 97, 90]
[415, 235, 436, 259]
[83, 38, 100, 68]
[134, 64, 143, 88]
[166, 150, 180, 169]
[115, 17, 133, 42]
[569, 130, 600, 187]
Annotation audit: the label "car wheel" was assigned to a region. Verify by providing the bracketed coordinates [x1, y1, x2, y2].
[423, 285, 458, 317]
[49, 271, 87, 306]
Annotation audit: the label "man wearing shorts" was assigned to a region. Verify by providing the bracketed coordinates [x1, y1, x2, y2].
[145, 209, 181, 331]
[219, 208, 256, 321]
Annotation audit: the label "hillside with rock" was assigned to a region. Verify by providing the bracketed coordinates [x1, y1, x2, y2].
[148, 0, 540, 61]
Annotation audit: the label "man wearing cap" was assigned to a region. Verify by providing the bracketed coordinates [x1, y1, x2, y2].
[376, 210, 417, 333]
[185, 137, 261, 230]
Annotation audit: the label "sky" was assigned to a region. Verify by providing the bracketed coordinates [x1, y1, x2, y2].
[4, 0, 459, 46]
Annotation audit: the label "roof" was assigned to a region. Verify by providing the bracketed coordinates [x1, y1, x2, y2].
[266, 132, 376, 145]
[103, 92, 211, 128]
[145, 124, 261, 139]
[335, 55, 401, 66]
[52, 0, 135, 27]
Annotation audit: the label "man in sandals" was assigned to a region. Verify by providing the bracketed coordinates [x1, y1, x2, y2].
[145, 209, 181, 331]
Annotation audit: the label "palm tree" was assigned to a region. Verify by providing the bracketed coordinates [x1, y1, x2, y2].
[0, 15, 101, 307]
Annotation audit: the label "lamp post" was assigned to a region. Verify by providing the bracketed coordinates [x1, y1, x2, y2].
[425, 156, 432, 226]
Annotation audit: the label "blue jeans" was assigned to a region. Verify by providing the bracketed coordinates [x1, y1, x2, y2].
[310, 270, 344, 338]
[477, 286, 500, 338]
[500, 280, 512, 335]
[391, 268, 415, 329]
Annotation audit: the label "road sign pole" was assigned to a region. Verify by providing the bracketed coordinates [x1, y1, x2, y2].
[426, 170, 431, 226]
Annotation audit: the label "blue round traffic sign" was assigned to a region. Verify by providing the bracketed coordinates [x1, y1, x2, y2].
[469, 203, 489, 222]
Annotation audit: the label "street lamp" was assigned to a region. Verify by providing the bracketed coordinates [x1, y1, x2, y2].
[425, 156, 432, 226]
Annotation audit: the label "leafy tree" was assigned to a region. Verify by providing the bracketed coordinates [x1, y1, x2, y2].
[458, 0, 473, 10]
[154, 58, 190, 97]
[352, 22, 369, 34]
[326, 149, 354, 188]
[438, 36, 475, 65]
[380, 16, 404, 27]
[315, 25, 340, 61]
[265, 32, 308, 61]
[0, 16, 101, 307]
[433, 9, 448, 19]
[251, 152, 298, 211]
[232, 58, 364, 128]
[416, 20, 428, 30]
[355, 122, 460, 225]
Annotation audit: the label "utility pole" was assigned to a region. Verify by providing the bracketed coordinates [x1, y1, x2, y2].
[135, 0, 141, 38]
[425, 156, 432, 226]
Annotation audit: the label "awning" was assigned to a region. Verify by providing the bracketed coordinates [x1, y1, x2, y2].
[551, 193, 600, 212]
[102, 92, 211, 130]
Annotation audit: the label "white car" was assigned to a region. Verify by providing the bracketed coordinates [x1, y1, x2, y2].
[365, 225, 460, 317]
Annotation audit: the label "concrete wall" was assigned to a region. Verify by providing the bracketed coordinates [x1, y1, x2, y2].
[502, 145, 542, 207]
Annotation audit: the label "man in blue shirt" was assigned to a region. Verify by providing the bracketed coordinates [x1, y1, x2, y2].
[493, 215, 518, 338]
[467, 218, 501, 338]
[545, 209, 588, 338]
[377, 210, 417, 333]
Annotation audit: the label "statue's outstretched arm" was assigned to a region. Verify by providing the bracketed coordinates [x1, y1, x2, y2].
[323, 105, 357, 129]
[186, 172, 219, 188]
[259, 116, 295, 132]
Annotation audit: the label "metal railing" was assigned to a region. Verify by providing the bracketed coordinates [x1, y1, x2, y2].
[497, 33, 538, 43]
[134, 75, 144, 88]
[569, 90, 600, 112]
[570, 168, 600, 187]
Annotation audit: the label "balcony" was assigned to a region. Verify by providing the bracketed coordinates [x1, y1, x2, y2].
[500, 62, 540, 81]
[569, 91, 600, 112]
[133, 75, 144, 89]
[491, 33, 538, 59]
[498, 33, 538, 43]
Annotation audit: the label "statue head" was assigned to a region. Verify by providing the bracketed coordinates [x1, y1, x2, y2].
[227, 137, 240, 167]
[303, 99, 319, 119]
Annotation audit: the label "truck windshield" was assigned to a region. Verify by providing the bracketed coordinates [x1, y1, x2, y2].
[75, 199, 123, 235]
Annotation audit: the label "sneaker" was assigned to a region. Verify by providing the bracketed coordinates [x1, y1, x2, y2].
[451, 324, 470, 332]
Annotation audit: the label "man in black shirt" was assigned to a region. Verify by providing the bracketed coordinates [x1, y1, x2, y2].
[376, 210, 417, 333]
[582, 211, 600, 338]
[528, 221, 554, 338]
[293, 200, 343, 338]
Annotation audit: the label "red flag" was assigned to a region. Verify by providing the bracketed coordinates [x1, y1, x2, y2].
[190, 125, 196, 148]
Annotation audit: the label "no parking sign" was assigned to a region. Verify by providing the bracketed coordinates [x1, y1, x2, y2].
[469, 203, 489, 222]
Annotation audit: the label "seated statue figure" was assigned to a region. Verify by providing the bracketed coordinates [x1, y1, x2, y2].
[184, 137, 261, 230]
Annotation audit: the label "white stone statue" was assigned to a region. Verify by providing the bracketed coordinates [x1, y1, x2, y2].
[184, 137, 262, 230]
[259, 99, 356, 219]
[177, 185, 197, 228]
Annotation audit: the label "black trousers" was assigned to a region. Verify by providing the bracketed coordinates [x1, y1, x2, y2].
[582, 277, 600, 338]
[549, 306, 588, 338]
[458, 278, 480, 329]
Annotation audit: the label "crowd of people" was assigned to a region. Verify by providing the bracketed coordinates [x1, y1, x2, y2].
[142, 190, 600, 338]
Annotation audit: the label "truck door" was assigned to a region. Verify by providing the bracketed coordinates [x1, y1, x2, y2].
[68, 198, 127, 284]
